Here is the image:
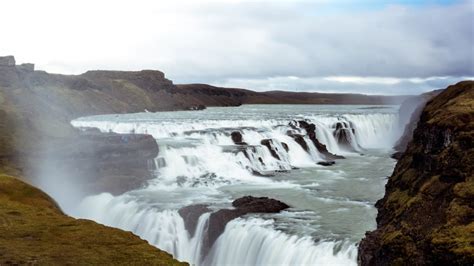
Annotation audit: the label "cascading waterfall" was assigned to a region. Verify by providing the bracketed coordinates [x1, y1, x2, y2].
[75, 193, 357, 266]
[205, 218, 357, 266]
[70, 105, 401, 266]
[75, 192, 211, 264]
[72, 112, 399, 175]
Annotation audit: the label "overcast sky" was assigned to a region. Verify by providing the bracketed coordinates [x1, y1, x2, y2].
[1, 0, 473, 94]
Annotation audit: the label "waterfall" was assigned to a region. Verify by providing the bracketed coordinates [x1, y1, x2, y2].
[75, 193, 357, 266]
[74, 192, 211, 264]
[69, 106, 399, 266]
[205, 218, 357, 266]
[72, 113, 399, 178]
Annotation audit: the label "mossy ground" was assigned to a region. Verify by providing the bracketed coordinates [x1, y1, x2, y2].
[0, 174, 187, 265]
[359, 81, 474, 265]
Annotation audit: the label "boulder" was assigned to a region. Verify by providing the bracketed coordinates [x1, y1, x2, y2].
[230, 131, 247, 145]
[317, 161, 335, 166]
[203, 196, 289, 254]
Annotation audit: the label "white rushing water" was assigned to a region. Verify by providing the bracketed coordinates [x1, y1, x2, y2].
[70, 104, 400, 266]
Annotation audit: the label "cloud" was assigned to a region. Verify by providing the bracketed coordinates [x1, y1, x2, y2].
[213, 75, 472, 95]
[0, 0, 472, 94]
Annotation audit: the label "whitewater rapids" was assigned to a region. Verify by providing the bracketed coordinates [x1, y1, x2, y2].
[69, 104, 400, 266]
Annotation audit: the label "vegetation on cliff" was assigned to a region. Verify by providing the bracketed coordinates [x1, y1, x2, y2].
[358, 81, 474, 265]
[0, 173, 186, 265]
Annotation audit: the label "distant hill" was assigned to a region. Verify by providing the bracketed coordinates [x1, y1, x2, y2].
[177, 83, 410, 106]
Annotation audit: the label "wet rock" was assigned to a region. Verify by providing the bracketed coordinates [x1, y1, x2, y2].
[261, 139, 281, 160]
[28, 131, 159, 196]
[390, 151, 403, 160]
[231, 131, 247, 145]
[317, 161, 335, 166]
[334, 128, 357, 151]
[204, 196, 289, 254]
[290, 120, 344, 160]
[332, 121, 361, 152]
[281, 142, 289, 152]
[393, 90, 442, 155]
[188, 104, 206, 110]
[232, 196, 290, 211]
[251, 170, 275, 177]
[289, 134, 309, 151]
[178, 204, 211, 237]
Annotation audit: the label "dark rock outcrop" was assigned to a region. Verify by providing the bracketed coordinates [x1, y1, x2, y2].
[393, 90, 442, 157]
[188, 104, 206, 110]
[317, 161, 335, 166]
[0, 56, 15, 66]
[230, 131, 247, 145]
[17, 63, 34, 72]
[332, 121, 361, 152]
[24, 132, 159, 196]
[359, 81, 474, 265]
[178, 204, 211, 237]
[203, 196, 289, 253]
[290, 120, 344, 160]
[261, 139, 281, 160]
[289, 134, 309, 152]
[281, 142, 289, 152]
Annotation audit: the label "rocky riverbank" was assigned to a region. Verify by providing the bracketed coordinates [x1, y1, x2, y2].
[358, 81, 474, 265]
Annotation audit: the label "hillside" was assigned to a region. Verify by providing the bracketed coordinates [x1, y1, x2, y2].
[358, 81, 474, 265]
[0, 58, 189, 264]
[177, 83, 409, 105]
[0, 173, 186, 265]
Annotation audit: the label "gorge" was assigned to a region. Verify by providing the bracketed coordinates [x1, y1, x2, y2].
[0, 57, 472, 265]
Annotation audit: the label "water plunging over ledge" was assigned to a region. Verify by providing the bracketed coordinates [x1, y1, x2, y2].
[69, 104, 400, 265]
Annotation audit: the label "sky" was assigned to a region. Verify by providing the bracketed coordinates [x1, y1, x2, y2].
[1, 0, 473, 95]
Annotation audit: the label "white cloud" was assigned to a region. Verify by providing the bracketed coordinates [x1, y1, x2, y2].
[324, 77, 402, 85]
[0, 0, 472, 94]
[213, 75, 471, 95]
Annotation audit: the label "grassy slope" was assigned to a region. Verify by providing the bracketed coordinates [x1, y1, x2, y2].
[0, 174, 186, 265]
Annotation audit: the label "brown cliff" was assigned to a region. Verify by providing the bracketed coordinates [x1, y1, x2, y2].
[358, 81, 474, 265]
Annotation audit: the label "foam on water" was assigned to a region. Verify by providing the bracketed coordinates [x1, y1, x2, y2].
[70, 105, 400, 266]
[206, 218, 357, 266]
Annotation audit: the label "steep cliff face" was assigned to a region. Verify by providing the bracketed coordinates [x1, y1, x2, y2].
[393, 89, 442, 158]
[358, 81, 474, 265]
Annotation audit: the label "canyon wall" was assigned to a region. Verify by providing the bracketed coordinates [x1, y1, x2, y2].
[358, 81, 474, 265]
